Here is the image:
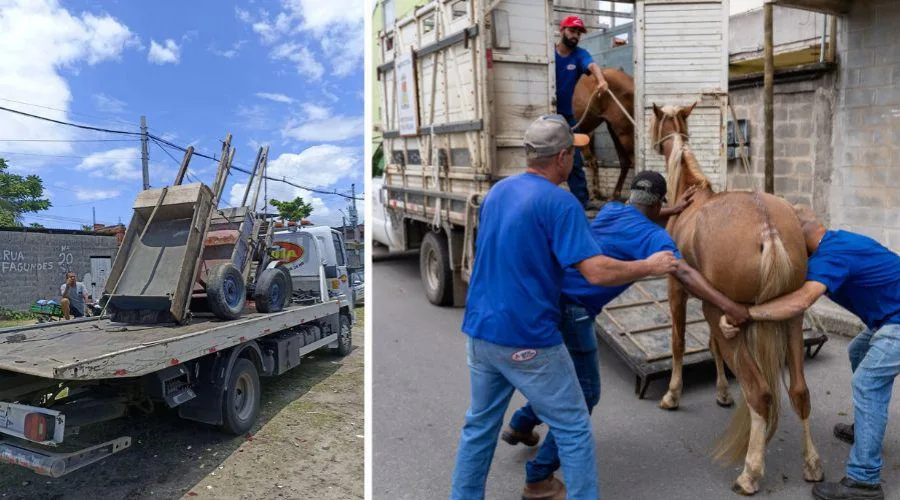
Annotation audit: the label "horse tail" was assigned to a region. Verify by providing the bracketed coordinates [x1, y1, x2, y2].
[713, 195, 792, 465]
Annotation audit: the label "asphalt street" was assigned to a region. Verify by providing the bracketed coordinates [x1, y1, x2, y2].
[372, 252, 900, 500]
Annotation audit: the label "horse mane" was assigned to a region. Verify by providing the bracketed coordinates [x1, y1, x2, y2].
[649, 106, 711, 203]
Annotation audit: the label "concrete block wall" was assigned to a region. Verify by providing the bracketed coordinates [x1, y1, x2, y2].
[832, 0, 900, 251]
[0, 230, 119, 311]
[726, 77, 836, 223]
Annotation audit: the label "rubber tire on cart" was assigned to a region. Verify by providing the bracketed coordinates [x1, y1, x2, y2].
[332, 314, 352, 357]
[420, 231, 452, 306]
[221, 358, 261, 435]
[254, 268, 288, 313]
[206, 263, 246, 320]
[274, 263, 293, 308]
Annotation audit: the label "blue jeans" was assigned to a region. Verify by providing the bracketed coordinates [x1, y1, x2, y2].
[508, 303, 601, 484]
[563, 114, 589, 206]
[846, 323, 900, 485]
[450, 336, 598, 500]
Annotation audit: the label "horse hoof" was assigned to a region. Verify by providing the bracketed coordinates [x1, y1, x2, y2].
[732, 474, 758, 496]
[803, 459, 824, 483]
[716, 394, 734, 408]
[659, 393, 680, 411]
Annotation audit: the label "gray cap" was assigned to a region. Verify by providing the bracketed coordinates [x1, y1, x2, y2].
[523, 114, 590, 157]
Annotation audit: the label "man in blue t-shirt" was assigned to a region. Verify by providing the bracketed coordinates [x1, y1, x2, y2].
[500, 171, 751, 499]
[721, 205, 900, 500]
[450, 116, 680, 500]
[556, 15, 609, 210]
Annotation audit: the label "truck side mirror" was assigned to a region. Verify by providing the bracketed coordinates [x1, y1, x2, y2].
[324, 265, 338, 279]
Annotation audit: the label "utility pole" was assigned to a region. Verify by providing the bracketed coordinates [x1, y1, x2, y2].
[140, 116, 150, 190]
[349, 183, 359, 242]
[92, 206, 96, 228]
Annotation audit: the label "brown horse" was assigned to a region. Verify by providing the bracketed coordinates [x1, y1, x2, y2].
[650, 103, 823, 495]
[571, 67, 634, 200]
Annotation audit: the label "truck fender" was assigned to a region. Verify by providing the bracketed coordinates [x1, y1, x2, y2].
[177, 341, 264, 426]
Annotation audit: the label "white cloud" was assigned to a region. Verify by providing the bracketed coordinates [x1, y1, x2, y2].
[209, 40, 247, 59]
[282, 116, 363, 142]
[256, 92, 295, 103]
[0, 0, 139, 160]
[236, 105, 270, 130]
[148, 39, 181, 65]
[93, 93, 126, 113]
[74, 188, 120, 201]
[75, 147, 142, 180]
[302, 103, 330, 119]
[235, 7, 253, 23]
[270, 42, 323, 80]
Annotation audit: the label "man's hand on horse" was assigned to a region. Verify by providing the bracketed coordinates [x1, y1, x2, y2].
[596, 78, 609, 95]
[670, 185, 699, 214]
[719, 314, 744, 339]
[646, 251, 679, 275]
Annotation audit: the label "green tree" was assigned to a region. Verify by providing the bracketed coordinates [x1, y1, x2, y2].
[269, 196, 313, 222]
[0, 159, 51, 227]
[372, 142, 385, 177]
[29, 222, 45, 229]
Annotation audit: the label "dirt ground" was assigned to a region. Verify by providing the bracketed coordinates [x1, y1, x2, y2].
[0, 307, 365, 500]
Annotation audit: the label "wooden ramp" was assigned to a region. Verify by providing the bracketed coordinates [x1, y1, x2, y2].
[594, 276, 829, 399]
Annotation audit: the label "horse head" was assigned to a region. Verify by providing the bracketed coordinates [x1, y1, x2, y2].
[649, 101, 708, 203]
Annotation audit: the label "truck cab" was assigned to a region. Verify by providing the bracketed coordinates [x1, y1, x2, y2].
[270, 226, 354, 318]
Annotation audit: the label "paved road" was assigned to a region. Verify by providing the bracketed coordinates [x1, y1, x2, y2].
[373, 253, 900, 499]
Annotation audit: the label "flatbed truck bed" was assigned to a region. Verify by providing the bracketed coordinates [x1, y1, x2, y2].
[0, 302, 338, 380]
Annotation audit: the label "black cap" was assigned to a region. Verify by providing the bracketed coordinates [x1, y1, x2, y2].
[630, 170, 667, 205]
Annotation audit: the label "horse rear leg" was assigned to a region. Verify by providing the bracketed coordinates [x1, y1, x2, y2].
[710, 334, 734, 407]
[661, 276, 687, 410]
[706, 305, 772, 496]
[608, 123, 632, 201]
[786, 315, 824, 482]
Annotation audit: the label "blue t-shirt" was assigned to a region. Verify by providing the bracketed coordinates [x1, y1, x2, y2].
[806, 230, 900, 331]
[562, 202, 682, 317]
[556, 47, 594, 118]
[461, 173, 602, 348]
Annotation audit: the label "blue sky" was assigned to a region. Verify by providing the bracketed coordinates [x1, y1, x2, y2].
[0, 0, 364, 229]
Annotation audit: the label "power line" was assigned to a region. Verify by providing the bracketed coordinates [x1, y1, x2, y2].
[0, 138, 139, 143]
[0, 97, 138, 129]
[0, 151, 140, 160]
[0, 105, 363, 201]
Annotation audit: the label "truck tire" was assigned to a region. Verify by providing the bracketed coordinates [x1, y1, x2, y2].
[221, 358, 260, 435]
[206, 263, 246, 320]
[332, 314, 352, 356]
[420, 231, 453, 306]
[274, 264, 293, 307]
[254, 268, 287, 313]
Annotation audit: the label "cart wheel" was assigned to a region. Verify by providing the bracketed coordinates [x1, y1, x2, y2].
[332, 314, 352, 356]
[206, 263, 246, 320]
[274, 264, 293, 307]
[221, 358, 260, 435]
[254, 268, 287, 313]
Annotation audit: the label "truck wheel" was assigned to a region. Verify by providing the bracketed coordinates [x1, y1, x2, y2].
[332, 314, 352, 356]
[274, 264, 293, 308]
[420, 231, 452, 306]
[254, 268, 287, 313]
[207, 263, 246, 320]
[221, 358, 260, 435]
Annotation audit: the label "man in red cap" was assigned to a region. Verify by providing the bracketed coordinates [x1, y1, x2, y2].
[557, 15, 608, 210]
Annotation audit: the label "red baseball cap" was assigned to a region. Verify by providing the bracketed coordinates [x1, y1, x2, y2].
[560, 16, 587, 33]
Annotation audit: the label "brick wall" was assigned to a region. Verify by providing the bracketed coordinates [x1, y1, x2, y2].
[727, 77, 836, 224]
[832, 0, 900, 251]
[0, 230, 119, 311]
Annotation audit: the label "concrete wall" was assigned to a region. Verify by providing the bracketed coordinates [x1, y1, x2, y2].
[729, 6, 827, 61]
[0, 230, 119, 311]
[727, 76, 836, 223]
[831, 0, 900, 251]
